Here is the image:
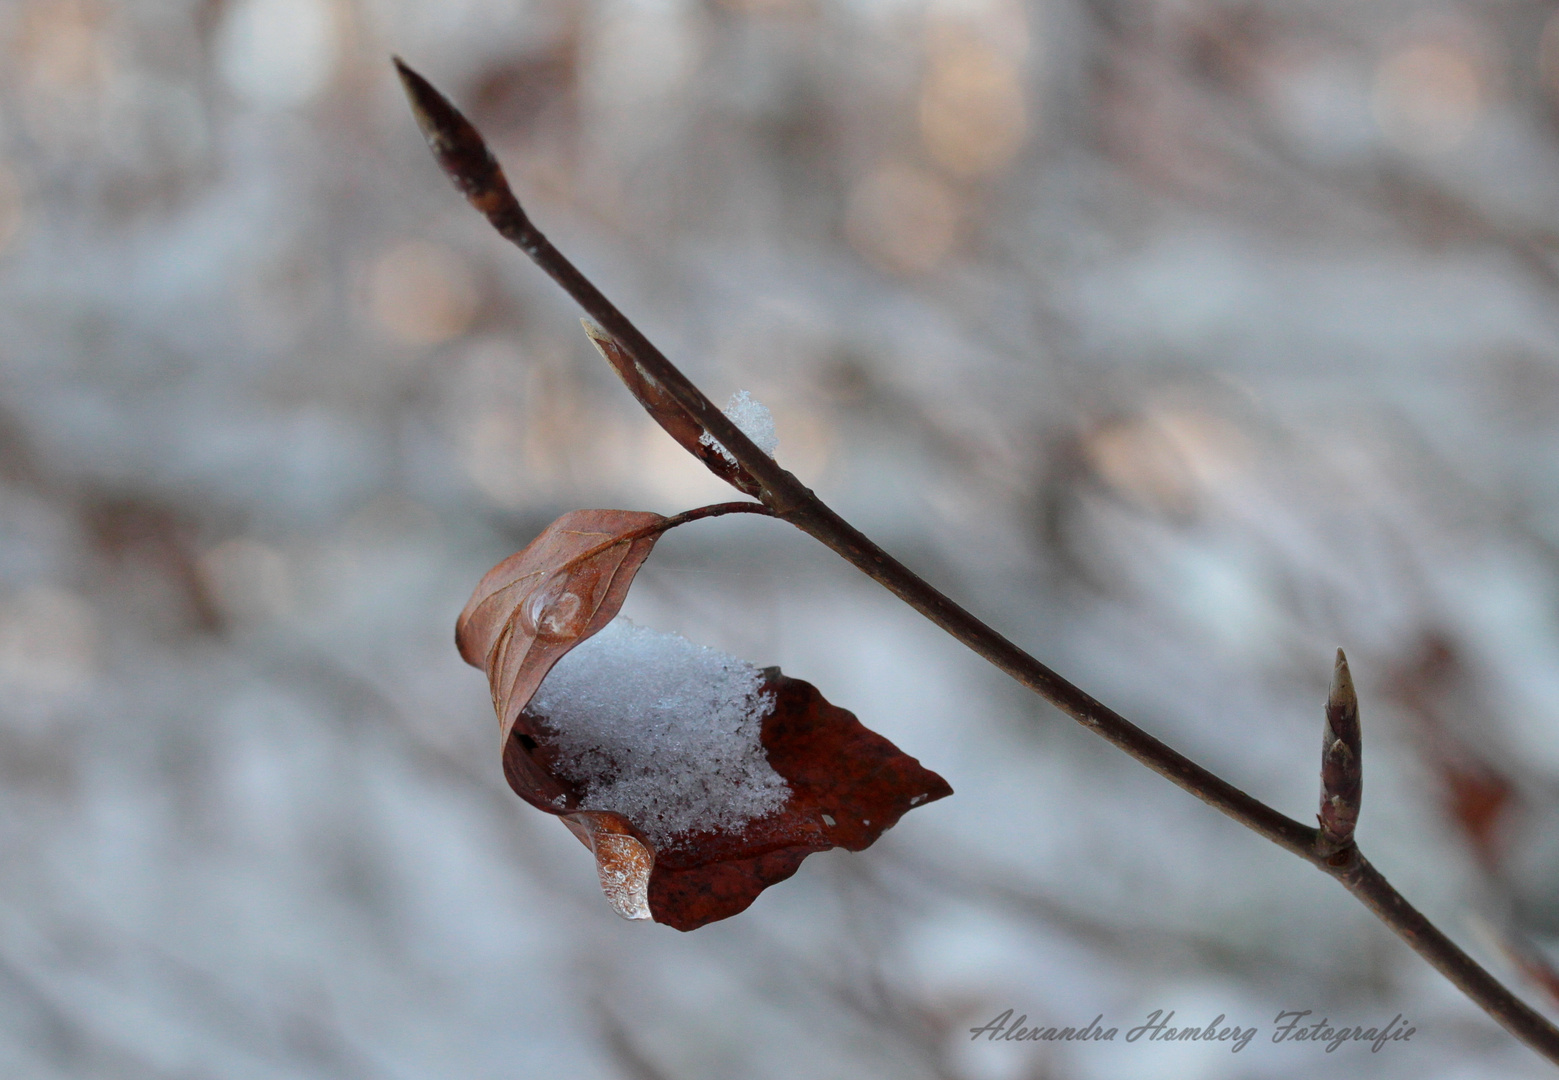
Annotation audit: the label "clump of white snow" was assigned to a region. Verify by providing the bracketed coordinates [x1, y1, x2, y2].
[700, 390, 778, 463]
[528, 618, 790, 846]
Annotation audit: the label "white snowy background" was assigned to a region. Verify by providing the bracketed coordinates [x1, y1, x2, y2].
[2, 0, 1559, 1077]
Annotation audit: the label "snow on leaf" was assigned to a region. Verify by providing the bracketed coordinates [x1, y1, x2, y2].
[528, 619, 791, 846]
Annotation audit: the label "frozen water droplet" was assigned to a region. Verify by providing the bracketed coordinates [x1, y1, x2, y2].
[593, 832, 652, 920]
[520, 576, 589, 641]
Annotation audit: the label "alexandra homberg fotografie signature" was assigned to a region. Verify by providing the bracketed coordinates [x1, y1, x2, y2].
[969, 1008, 1417, 1053]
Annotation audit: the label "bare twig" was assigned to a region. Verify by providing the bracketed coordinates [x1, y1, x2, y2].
[547, 501, 777, 581]
[394, 58, 1559, 1067]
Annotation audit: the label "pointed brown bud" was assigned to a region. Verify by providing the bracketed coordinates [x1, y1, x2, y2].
[1318, 648, 1362, 856]
[393, 57, 531, 241]
[581, 320, 764, 497]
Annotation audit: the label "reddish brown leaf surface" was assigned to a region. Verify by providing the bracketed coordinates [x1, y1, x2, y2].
[581, 321, 763, 497]
[460, 508, 952, 928]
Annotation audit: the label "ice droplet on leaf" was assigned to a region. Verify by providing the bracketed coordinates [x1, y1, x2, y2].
[519, 576, 589, 641]
[592, 832, 653, 920]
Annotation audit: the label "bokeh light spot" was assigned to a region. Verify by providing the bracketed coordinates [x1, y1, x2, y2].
[919, 39, 1028, 177]
[0, 587, 97, 695]
[201, 538, 295, 624]
[846, 164, 959, 276]
[216, 0, 338, 109]
[369, 241, 479, 347]
[1373, 41, 1483, 154]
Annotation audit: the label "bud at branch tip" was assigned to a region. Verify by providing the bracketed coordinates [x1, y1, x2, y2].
[392, 57, 529, 237]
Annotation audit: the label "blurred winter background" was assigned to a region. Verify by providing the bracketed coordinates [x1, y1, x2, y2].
[8, 0, 1559, 1076]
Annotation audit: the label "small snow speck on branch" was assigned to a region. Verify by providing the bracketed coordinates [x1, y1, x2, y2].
[700, 392, 778, 465]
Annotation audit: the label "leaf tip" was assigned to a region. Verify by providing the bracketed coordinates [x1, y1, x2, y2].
[580, 318, 617, 363]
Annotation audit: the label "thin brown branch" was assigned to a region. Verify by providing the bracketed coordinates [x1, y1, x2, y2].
[1334, 850, 1559, 1060]
[395, 59, 1559, 1067]
[655, 500, 776, 529]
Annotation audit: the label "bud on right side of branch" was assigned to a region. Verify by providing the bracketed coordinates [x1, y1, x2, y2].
[1318, 648, 1362, 858]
